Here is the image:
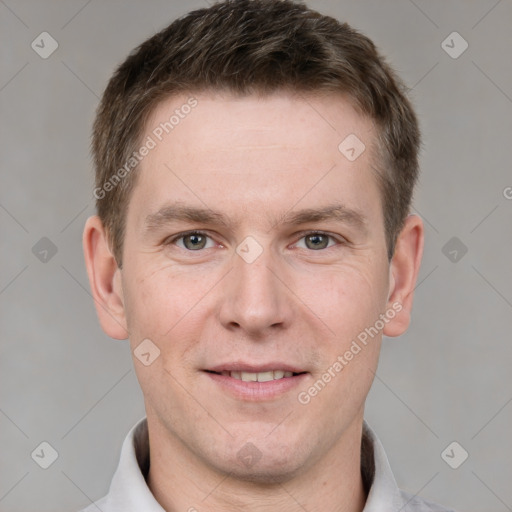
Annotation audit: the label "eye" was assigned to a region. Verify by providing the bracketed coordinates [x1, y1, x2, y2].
[295, 232, 338, 250]
[173, 231, 216, 251]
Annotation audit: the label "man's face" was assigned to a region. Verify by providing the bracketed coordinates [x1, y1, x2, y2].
[119, 92, 395, 481]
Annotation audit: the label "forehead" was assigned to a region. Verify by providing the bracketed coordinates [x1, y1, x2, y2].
[132, 91, 381, 225]
[145, 90, 375, 163]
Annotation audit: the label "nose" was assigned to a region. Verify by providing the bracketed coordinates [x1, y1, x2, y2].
[218, 241, 293, 336]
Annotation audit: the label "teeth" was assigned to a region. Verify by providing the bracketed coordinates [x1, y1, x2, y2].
[257, 371, 274, 382]
[224, 370, 297, 382]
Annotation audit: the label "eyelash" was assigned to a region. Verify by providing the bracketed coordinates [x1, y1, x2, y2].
[165, 230, 345, 251]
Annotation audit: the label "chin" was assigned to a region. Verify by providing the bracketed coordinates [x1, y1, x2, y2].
[209, 447, 306, 485]
[226, 463, 302, 485]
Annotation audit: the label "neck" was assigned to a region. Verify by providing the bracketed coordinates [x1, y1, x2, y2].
[146, 414, 367, 512]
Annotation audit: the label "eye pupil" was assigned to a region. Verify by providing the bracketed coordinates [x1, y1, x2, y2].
[184, 233, 207, 250]
[305, 234, 329, 250]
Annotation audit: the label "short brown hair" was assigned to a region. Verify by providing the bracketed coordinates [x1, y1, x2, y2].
[92, 0, 420, 265]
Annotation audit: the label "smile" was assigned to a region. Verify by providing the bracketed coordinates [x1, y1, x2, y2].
[203, 368, 309, 401]
[207, 370, 303, 381]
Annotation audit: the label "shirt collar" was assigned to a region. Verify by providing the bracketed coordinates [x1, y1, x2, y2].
[105, 418, 164, 512]
[103, 417, 407, 512]
[361, 421, 407, 511]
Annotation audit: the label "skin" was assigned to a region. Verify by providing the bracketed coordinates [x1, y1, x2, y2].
[83, 91, 423, 512]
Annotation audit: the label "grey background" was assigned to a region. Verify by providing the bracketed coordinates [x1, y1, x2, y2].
[1, 1, 511, 511]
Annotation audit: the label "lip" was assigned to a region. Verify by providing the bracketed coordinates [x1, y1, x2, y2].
[206, 362, 306, 373]
[202, 370, 309, 402]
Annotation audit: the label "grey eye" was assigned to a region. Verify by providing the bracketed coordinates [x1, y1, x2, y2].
[304, 234, 330, 250]
[182, 233, 208, 250]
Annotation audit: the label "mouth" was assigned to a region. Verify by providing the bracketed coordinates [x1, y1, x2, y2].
[202, 364, 309, 401]
[204, 369, 306, 382]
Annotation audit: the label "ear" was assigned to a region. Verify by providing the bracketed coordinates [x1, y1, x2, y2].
[83, 215, 129, 339]
[383, 214, 424, 338]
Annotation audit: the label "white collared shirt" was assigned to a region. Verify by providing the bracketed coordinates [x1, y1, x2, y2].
[80, 418, 455, 512]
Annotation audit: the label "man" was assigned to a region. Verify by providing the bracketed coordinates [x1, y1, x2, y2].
[82, 0, 454, 510]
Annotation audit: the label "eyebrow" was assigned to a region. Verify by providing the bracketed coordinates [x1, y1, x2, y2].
[143, 203, 368, 234]
[144, 204, 230, 232]
[281, 205, 367, 232]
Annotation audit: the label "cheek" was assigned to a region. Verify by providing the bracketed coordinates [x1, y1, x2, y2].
[122, 268, 168, 337]
[121, 263, 208, 395]
[294, 259, 389, 340]
[121, 260, 218, 344]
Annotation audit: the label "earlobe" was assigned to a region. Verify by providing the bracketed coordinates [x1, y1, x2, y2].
[383, 214, 424, 338]
[83, 216, 129, 340]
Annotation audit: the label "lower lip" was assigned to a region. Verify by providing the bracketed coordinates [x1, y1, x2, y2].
[203, 371, 309, 401]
